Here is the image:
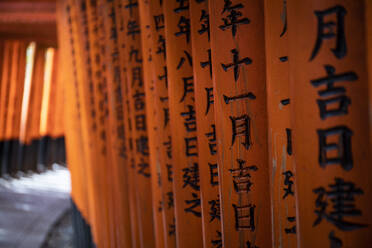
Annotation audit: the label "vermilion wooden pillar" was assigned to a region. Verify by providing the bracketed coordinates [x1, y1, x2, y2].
[44, 50, 58, 167]
[138, 1, 166, 247]
[70, 2, 105, 246]
[8, 41, 26, 174]
[209, 1, 272, 247]
[163, 0, 203, 247]
[0, 41, 12, 175]
[138, 1, 177, 247]
[120, 1, 156, 247]
[264, 0, 298, 247]
[366, 0, 372, 156]
[28, 45, 46, 173]
[288, 0, 372, 247]
[74, 0, 117, 246]
[114, 1, 142, 247]
[6, 41, 26, 173]
[57, 0, 90, 227]
[189, 1, 221, 247]
[60, 1, 98, 244]
[51, 50, 65, 163]
[97, 1, 138, 246]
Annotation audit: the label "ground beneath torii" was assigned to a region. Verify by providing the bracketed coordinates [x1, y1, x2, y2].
[0, 165, 72, 248]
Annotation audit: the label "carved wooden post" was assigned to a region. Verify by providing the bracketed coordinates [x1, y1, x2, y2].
[114, 1, 142, 247]
[0, 41, 13, 175]
[189, 1, 222, 247]
[366, 0, 372, 157]
[120, 0, 156, 247]
[138, 1, 167, 247]
[288, 0, 372, 246]
[209, 1, 272, 247]
[61, 1, 103, 245]
[57, 0, 91, 238]
[6, 41, 26, 175]
[163, 0, 203, 247]
[138, 1, 177, 247]
[264, 0, 298, 247]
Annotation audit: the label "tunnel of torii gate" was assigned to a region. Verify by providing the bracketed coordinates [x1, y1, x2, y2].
[0, 0, 372, 247]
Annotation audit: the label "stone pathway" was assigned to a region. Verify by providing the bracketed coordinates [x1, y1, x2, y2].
[41, 209, 73, 248]
[0, 165, 71, 248]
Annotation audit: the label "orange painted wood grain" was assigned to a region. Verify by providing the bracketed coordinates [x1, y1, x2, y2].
[288, 0, 372, 246]
[163, 0, 203, 247]
[209, 1, 272, 247]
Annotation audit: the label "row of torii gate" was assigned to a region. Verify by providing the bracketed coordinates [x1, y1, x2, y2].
[1, 0, 372, 248]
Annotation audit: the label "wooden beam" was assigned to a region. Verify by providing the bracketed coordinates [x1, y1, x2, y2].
[0, 1, 57, 46]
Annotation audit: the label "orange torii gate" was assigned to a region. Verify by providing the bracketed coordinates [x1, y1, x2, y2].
[46, 0, 372, 247]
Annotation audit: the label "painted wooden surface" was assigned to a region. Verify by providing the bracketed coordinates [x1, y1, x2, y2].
[288, 0, 372, 247]
[264, 0, 298, 247]
[209, 1, 272, 247]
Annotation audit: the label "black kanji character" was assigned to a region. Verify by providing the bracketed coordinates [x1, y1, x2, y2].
[138, 158, 150, 178]
[175, 16, 190, 43]
[223, 92, 256, 104]
[167, 164, 173, 182]
[285, 216, 296, 234]
[154, 14, 165, 30]
[283, 170, 294, 199]
[132, 66, 143, 87]
[177, 50, 193, 70]
[209, 197, 220, 222]
[127, 20, 140, 40]
[280, 0, 287, 37]
[135, 114, 146, 131]
[313, 178, 367, 231]
[229, 159, 257, 193]
[286, 128, 292, 155]
[133, 90, 145, 111]
[329, 231, 343, 248]
[129, 46, 142, 63]
[198, 9, 210, 40]
[185, 137, 198, 157]
[110, 26, 118, 40]
[205, 124, 217, 155]
[182, 163, 200, 190]
[221, 49, 252, 82]
[158, 200, 163, 212]
[163, 136, 172, 159]
[233, 203, 256, 231]
[219, 0, 250, 37]
[246, 241, 259, 248]
[156, 35, 166, 59]
[209, 163, 219, 186]
[185, 192, 201, 217]
[157, 172, 161, 187]
[158, 66, 168, 88]
[310, 5, 347, 60]
[180, 76, 194, 102]
[125, 0, 138, 17]
[174, 0, 189, 13]
[279, 56, 288, 62]
[169, 219, 176, 236]
[311, 65, 357, 120]
[211, 231, 222, 248]
[230, 114, 251, 149]
[167, 191, 174, 209]
[205, 87, 214, 115]
[317, 126, 352, 171]
[136, 135, 149, 156]
[181, 105, 197, 132]
[200, 49, 212, 78]
[163, 107, 169, 128]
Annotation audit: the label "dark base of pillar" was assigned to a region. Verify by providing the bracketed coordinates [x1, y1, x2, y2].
[71, 199, 95, 248]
